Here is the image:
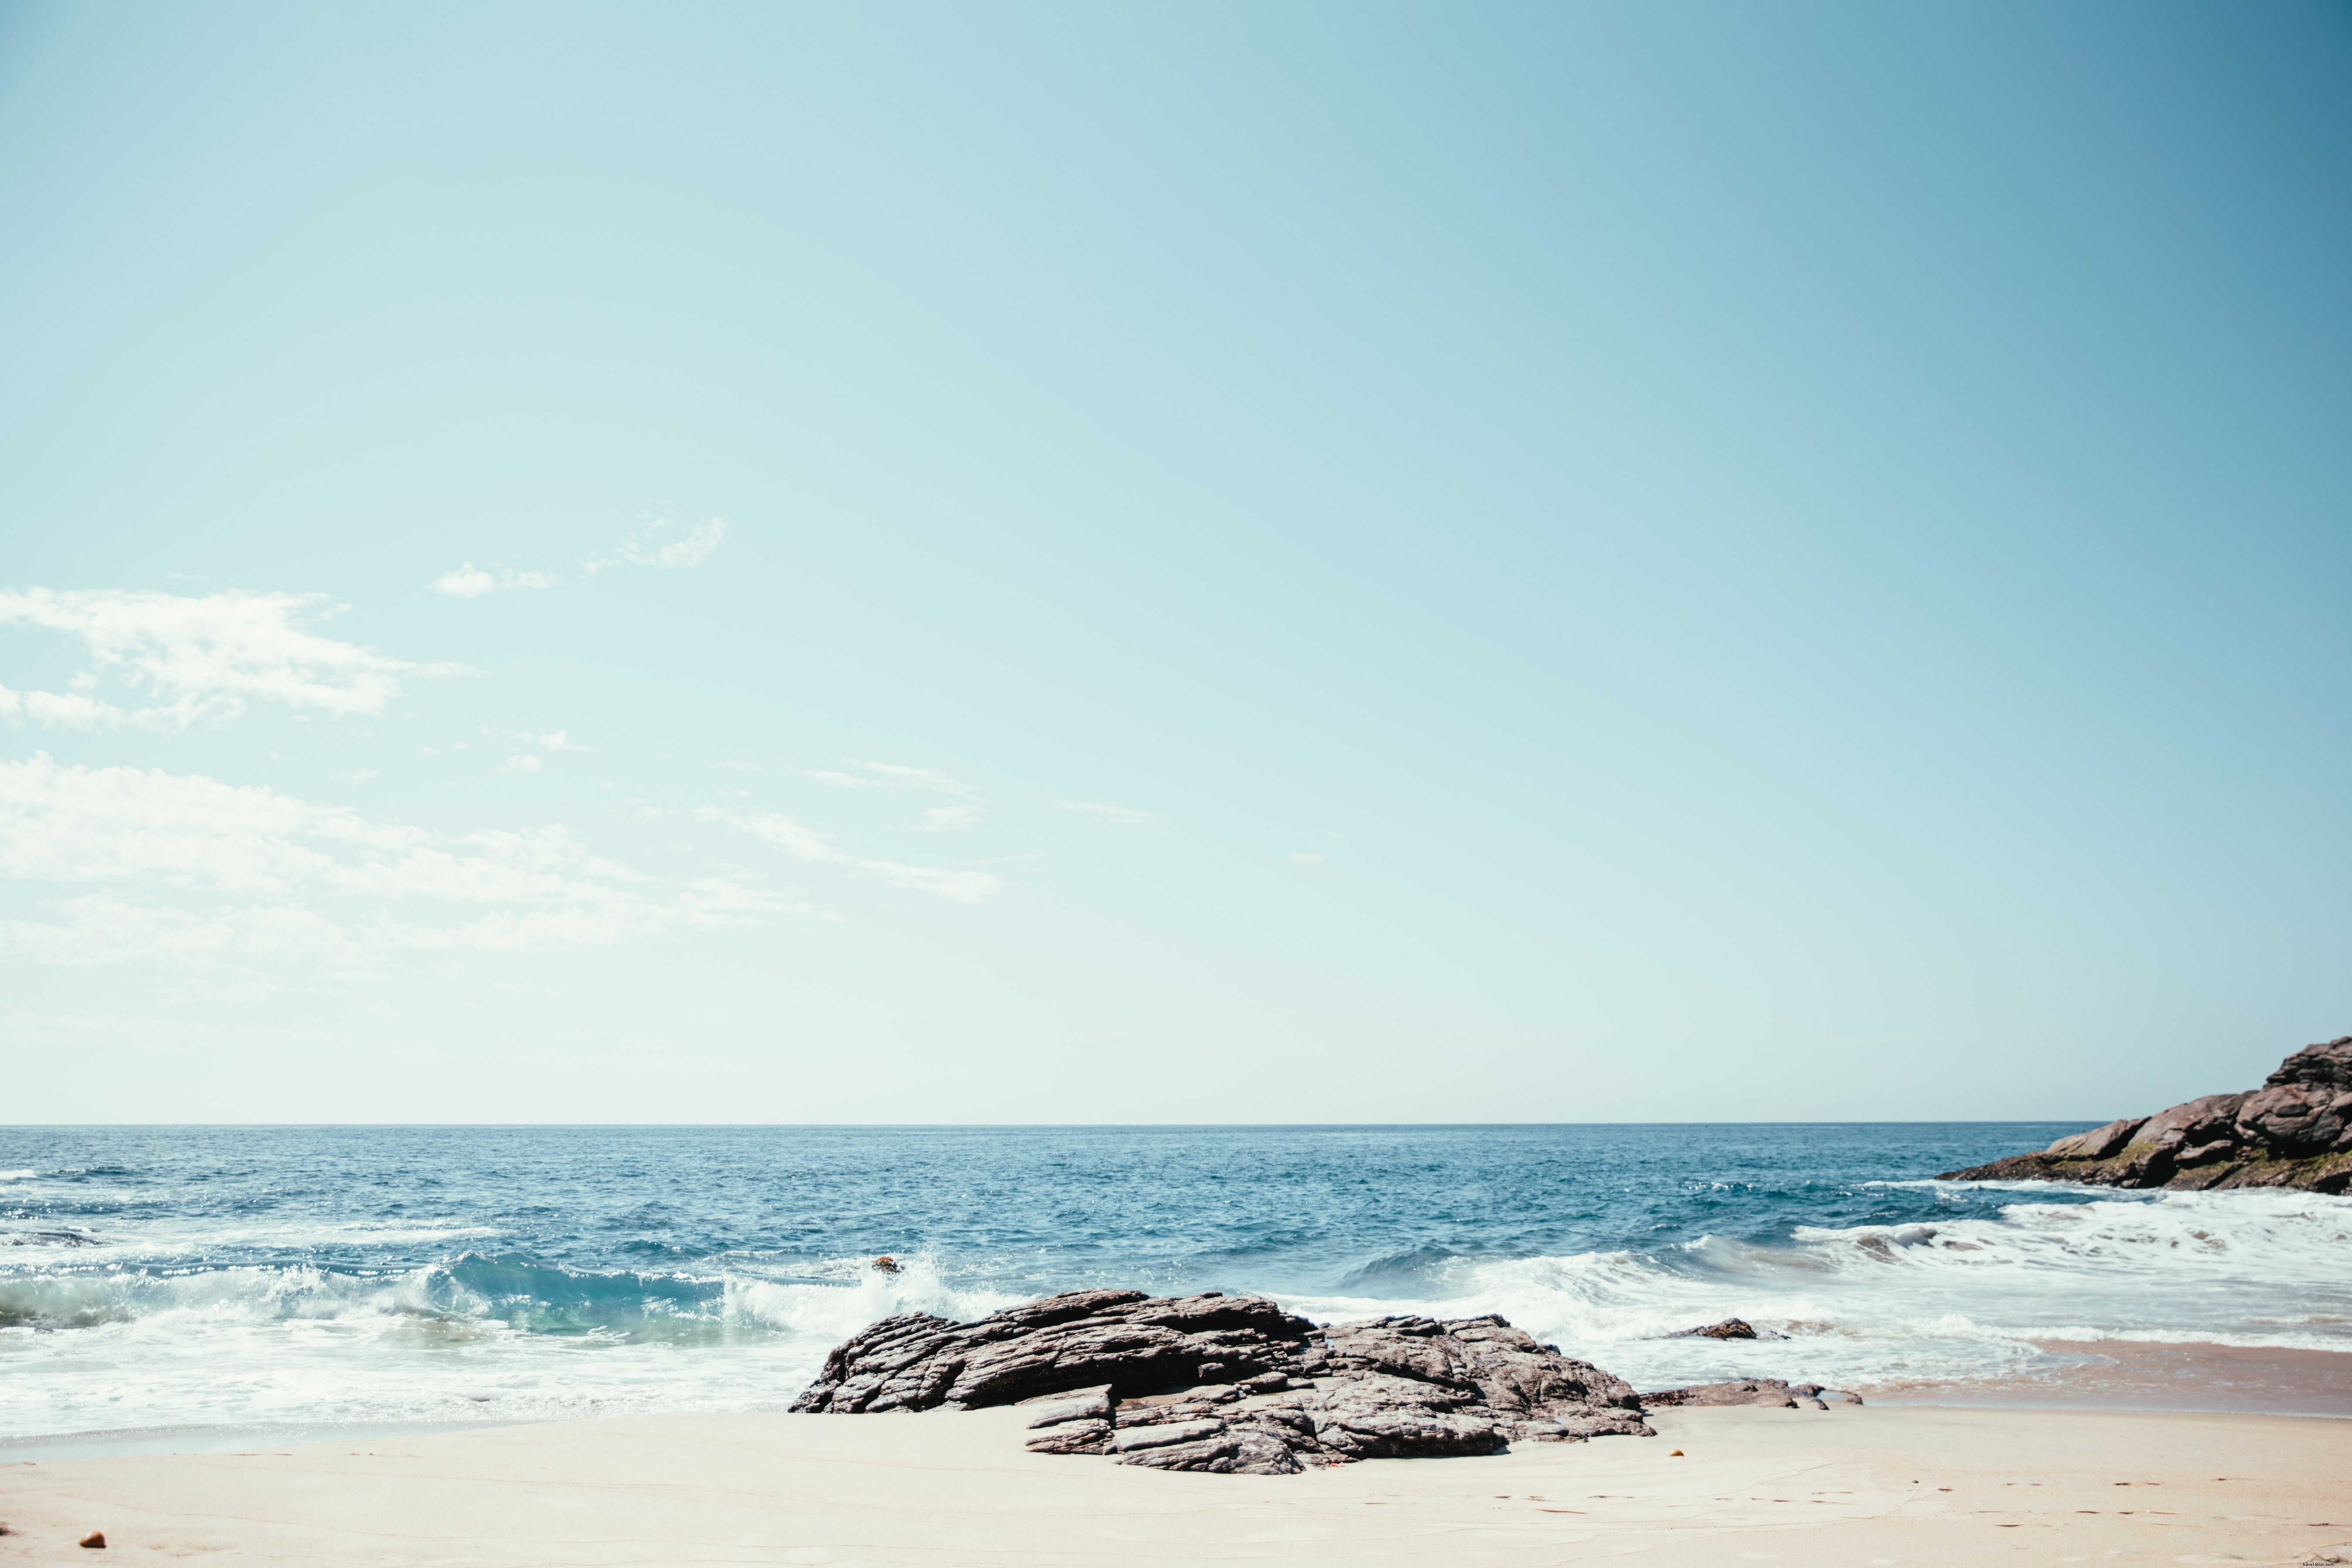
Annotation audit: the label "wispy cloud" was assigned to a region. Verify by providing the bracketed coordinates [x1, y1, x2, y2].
[0, 754, 800, 980]
[584, 517, 727, 575]
[488, 728, 587, 752]
[483, 728, 584, 774]
[916, 805, 981, 832]
[0, 588, 460, 729]
[432, 563, 553, 598]
[700, 807, 1002, 904]
[798, 759, 977, 799]
[1058, 800, 1162, 825]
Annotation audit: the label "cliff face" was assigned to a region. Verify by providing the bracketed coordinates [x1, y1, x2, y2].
[1941, 1036, 2352, 1194]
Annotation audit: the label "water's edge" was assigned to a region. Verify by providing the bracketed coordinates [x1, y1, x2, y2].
[3, 1125, 2346, 1442]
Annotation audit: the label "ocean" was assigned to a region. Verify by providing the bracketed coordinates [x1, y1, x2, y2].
[3, 1124, 2348, 1449]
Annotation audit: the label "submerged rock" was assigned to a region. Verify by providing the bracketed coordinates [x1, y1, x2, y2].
[1668, 1317, 1761, 1340]
[795, 1289, 1653, 1473]
[1941, 1037, 2352, 1194]
[1639, 1377, 1860, 1408]
[1642, 1378, 1802, 1408]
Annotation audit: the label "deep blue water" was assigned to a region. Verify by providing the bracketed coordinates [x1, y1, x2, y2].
[3, 1123, 2346, 1441]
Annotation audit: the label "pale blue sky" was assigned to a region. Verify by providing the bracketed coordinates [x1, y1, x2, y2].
[3, 1, 2348, 1121]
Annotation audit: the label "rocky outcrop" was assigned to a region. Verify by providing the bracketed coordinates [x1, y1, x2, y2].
[1941, 1036, 2352, 1194]
[1668, 1317, 1763, 1340]
[1643, 1378, 1862, 1409]
[794, 1288, 1652, 1474]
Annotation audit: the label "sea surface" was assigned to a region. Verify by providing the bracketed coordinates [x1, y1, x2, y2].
[3, 1124, 2348, 1446]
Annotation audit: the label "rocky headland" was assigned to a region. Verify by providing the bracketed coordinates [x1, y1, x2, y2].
[1941, 1035, 2352, 1194]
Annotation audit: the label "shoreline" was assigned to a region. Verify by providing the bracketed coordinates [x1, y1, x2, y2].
[0, 1405, 2344, 1565]
[7, 1337, 2350, 1463]
[1864, 1337, 2352, 1417]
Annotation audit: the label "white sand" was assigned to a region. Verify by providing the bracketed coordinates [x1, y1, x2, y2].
[1, 1404, 2346, 1566]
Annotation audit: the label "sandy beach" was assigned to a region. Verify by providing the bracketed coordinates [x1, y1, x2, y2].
[1, 1402, 2345, 1567]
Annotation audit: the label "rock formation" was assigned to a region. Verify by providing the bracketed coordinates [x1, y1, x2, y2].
[1643, 1378, 1862, 1409]
[1667, 1317, 1764, 1340]
[1941, 1036, 2352, 1193]
[792, 1287, 1652, 1474]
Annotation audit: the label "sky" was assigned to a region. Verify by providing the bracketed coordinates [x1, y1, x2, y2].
[2, 0, 2349, 1123]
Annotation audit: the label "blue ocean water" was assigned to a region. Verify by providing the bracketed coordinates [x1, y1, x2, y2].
[3, 1123, 2348, 1443]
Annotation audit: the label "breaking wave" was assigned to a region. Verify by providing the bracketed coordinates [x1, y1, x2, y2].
[1278, 1188, 2352, 1391]
[2, 1123, 2345, 1440]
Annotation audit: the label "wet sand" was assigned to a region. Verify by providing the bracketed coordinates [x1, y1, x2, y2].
[1869, 1338, 2352, 1416]
[0, 1402, 2346, 1566]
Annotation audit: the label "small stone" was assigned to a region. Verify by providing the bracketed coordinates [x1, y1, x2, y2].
[1669, 1448, 1684, 1456]
[80, 1531, 107, 1549]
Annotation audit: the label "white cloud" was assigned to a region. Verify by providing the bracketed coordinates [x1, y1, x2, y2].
[497, 754, 542, 774]
[1058, 800, 1162, 825]
[916, 805, 981, 832]
[798, 760, 977, 799]
[700, 807, 1002, 905]
[433, 563, 553, 598]
[330, 769, 378, 784]
[583, 517, 727, 575]
[0, 754, 801, 977]
[487, 728, 587, 753]
[0, 588, 460, 729]
[432, 565, 496, 598]
[0, 686, 129, 727]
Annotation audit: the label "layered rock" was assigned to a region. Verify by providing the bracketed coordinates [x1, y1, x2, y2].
[1941, 1036, 2352, 1193]
[794, 1288, 1652, 1474]
[1643, 1378, 1862, 1410]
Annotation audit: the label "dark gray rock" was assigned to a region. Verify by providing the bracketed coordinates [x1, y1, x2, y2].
[1667, 1317, 1760, 1340]
[1024, 1418, 1113, 1454]
[1022, 1385, 1113, 1429]
[795, 1289, 1653, 1474]
[2269, 1036, 2352, 1093]
[1941, 1038, 2352, 1194]
[1641, 1378, 1802, 1408]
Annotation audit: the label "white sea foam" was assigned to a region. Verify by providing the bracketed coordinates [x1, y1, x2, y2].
[0, 1251, 1027, 1439]
[3, 1181, 2346, 1439]
[1274, 1189, 2352, 1393]
[725, 1252, 1021, 1341]
[0, 1170, 37, 1182]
